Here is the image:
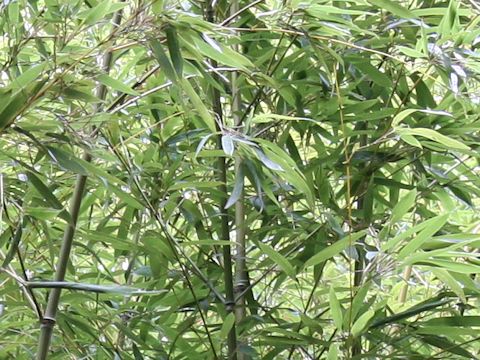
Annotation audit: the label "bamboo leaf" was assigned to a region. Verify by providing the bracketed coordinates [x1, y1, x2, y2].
[221, 134, 235, 156]
[395, 127, 470, 150]
[383, 215, 447, 252]
[391, 189, 416, 223]
[398, 214, 449, 259]
[47, 147, 88, 175]
[150, 39, 178, 82]
[220, 313, 236, 340]
[165, 24, 183, 77]
[329, 286, 343, 330]
[83, 0, 112, 25]
[368, 0, 416, 18]
[258, 242, 296, 280]
[418, 335, 474, 359]
[304, 231, 366, 268]
[254, 148, 284, 171]
[180, 78, 216, 133]
[97, 74, 139, 96]
[2, 220, 24, 268]
[351, 309, 375, 337]
[27, 172, 64, 210]
[431, 269, 466, 303]
[225, 164, 244, 209]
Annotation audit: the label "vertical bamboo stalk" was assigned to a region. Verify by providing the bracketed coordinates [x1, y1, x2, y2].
[36, 7, 124, 359]
[351, 114, 369, 358]
[398, 265, 412, 304]
[205, 3, 238, 359]
[230, 1, 248, 359]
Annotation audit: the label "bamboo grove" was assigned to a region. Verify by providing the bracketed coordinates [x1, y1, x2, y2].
[1, 0, 480, 359]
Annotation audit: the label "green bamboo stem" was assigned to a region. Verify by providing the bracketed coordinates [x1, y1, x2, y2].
[351, 121, 368, 357]
[205, 4, 238, 358]
[399, 265, 413, 304]
[214, 100, 238, 359]
[230, 1, 248, 359]
[36, 168, 89, 360]
[213, 85, 238, 359]
[36, 6, 124, 359]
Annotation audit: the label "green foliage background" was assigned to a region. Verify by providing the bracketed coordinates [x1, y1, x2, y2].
[0, 0, 480, 358]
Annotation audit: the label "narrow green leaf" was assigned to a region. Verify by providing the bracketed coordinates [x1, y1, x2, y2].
[83, 0, 112, 25]
[27, 172, 63, 210]
[181, 240, 234, 246]
[254, 148, 284, 171]
[108, 185, 144, 210]
[391, 109, 420, 127]
[0, 78, 46, 132]
[431, 269, 466, 303]
[195, 134, 214, 157]
[383, 215, 448, 252]
[400, 134, 423, 148]
[416, 326, 477, 337]
[395, 127, 470, 150]
[79, 160, 127, 186]
[150, 39, 178, 82]
[165, 24, 183, 76]
[168, 181, 224, 191]
[370, 296, 452, 330]
[190, 33, 254, 70]
[353, 62, 392, 87]
[422, 316, 480, 327]
[396, 46, 426, 58]
[225, 164, 244, 209]
[398, 214, 448, 259]
[97, 74, 139, 96]
[391, 189, 416, 223]
[327, 345, 339, 360]
[368, 0, 416, 18]
[220, 313, 236, 340]
[351, 309, 375, 337]
[132, 344, 144, 360]
[252, 114, 314, 123]
[421, 261, 480, 274]
[329, 286, 343, 330]
[418, 335, 474, 359]
[12, 64, 46, 89]
[63, 87, 99, 102]
[2, 221, 24, 268]
[304, 231, 366, 268]
[180, 78, 216, 133]
[392, 109, 452, 126]
[258, 242, 296, 280]
[25, 207, 61, 220]
[47, 147, 88, 175]
[0, 92, 26, 131]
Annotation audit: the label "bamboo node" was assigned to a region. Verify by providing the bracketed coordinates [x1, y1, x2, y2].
[40, 317, 56, 326]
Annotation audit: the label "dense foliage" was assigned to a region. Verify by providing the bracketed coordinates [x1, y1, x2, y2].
[1, 0, 480, 358]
